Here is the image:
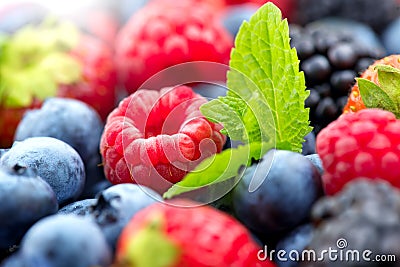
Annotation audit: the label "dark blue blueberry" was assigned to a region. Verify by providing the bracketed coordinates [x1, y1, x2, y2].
[302, 132, 316, 156]
[118, 0, 149, 23]
[0, 3, 48, 34]
[91, 183, 161, 250]
[0, 253, 25, 267]
[1, 137, 85, 205]
[232, 149, 323, 237]
[0, 165, 58, 250]
[58, 199, 96, 216]
[18, 214, 112, 267]
[275, 224, 314, 267]
[14, 97, 103, 198]
[382, 17, 400, 55]
[221, 4, 258, 37]
[305, 154, 324, 175]
[192, 82, 227, 100]
[82, 179, 113, 199]
[0, 149, 9, 159]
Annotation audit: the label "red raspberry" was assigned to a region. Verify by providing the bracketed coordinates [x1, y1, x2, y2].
[316, 109, 400, 195]
[100, 86, 226, 193]
[116, 199, 275, 267]
[115, 0, 233, 93]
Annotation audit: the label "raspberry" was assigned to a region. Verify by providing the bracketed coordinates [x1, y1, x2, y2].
[316, 108, 400, 195]
[100, 86, 226, 193]
[115, 0, 233, 93]
[343, 54, 400, 115]
[116, 199, 275, 267]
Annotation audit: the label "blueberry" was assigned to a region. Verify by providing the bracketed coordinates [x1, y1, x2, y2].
[305, 154, 324, 175]
[14, 98, 104, 198]
[82, 179, 113, 199]
[192, 82, 227, 99]
[302, 132, 316, 156]
[232, 149, 323, 237]
[0, 149, 9, 159]
[275, 224, 314, 267]
[382, 17, 400, 55]
[0, 253, 25, 267]
[91, 183, 161, 250]
[221, 4, 258, 37]
[17, 214, 112, 267]
[0, 3, 48, 34]
[1, 137, 85, 205]
[118, 0, 149, 23]
[0, 165, 58, 250]
[58, 199, 96, 216]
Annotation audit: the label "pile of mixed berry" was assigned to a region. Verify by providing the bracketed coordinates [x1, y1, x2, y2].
[1, 0, 400, 266]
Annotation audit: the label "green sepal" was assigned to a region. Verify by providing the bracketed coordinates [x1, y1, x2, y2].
[375, 64, 400, 106]
[123, 215, 180, 267]
[357, 64, 400, 118]
[0, 19, 82, 108]
[357, 78, 399, 117]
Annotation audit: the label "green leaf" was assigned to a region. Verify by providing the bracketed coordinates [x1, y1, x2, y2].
[164, 3, 312, 200]
[163, 142, 273, 199]
[200, 96, 247, 141]
[357, 78, 399, 117]
[200, 2, 311, 152]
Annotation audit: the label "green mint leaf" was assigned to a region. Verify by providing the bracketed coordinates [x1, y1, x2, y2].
[201, 2, 311, 152]
[165, 3, 312, 200]
[357, 78, 399, 117]
[200, 96, 247, 141]
[163, 142, 273, 199]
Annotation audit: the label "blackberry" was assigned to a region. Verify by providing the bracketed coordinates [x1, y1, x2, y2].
[303, 179, 400, 267]
[290, 19, 386, 133]
[292, 0, 400, 34]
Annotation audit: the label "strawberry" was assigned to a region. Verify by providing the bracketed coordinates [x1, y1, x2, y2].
[0, 102, 40, 148]
[316, 108, 400, 195]
[100, 85, 226, 193]
[115, 199, 275, 267]
[115, 0, 233, 94]
[57, 34, 117, 120]
[343, 54, 400, 114]
[0, 20, 117, 147]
